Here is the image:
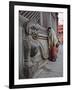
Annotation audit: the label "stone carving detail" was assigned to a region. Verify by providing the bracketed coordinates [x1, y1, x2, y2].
[22, 22, 49, 78]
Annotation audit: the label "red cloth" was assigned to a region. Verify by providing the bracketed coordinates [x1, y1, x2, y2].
[49, 46, 58, 61]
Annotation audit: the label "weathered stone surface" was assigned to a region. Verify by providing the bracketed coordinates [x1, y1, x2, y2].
[30, 44, 38, 57]
[33, 45, 63, 78]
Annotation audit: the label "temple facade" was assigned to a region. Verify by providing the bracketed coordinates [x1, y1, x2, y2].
[19, 11, 58, 31]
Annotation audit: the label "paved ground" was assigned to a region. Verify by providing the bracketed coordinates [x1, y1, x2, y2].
[33, 44, 63, 78]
